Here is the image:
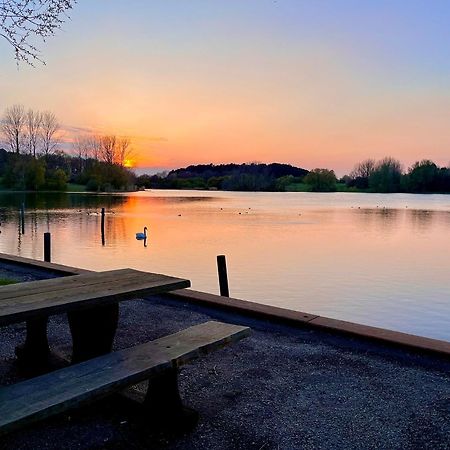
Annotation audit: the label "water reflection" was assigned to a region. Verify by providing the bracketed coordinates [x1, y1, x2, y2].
[351, 206, 450, 234]
[0, 192, 127, 210]
[352, 208, 401, 234]
[0, 191, 449, 341]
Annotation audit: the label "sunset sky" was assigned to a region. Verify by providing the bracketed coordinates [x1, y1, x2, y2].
[1, 0, 450, 175]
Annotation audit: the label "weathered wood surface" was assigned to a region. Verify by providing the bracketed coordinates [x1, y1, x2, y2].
[0, 269, 190, 326]
[0, 252, 90, 275]
[0, 321, 251, 436]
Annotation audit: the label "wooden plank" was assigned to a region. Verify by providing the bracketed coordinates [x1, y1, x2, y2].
[0, 269, 164, 301]
[0, 252, 90, 275]
[0, 270, 190, 326]
[1, 273, 188, 312]
[170, 288, 319, 323]
[0, 270, 124, 300]
[0, 321, 251, 435]
[309, 316, 450, 357]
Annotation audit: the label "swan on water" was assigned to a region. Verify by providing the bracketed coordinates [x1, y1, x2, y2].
[136, 227, 148, 240]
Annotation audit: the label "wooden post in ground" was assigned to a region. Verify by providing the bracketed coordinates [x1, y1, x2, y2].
[43, 232, 51, 263]
[15, 230, 52, 371]
[20, 203, 25, 234]
[101, 208, 105, 246]
[217, 255, 230, 297]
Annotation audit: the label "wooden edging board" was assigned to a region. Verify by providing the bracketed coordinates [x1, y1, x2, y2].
[168, 289, 450, 358]
[0, 253, 89, 275]
[1, 253, 449, 358]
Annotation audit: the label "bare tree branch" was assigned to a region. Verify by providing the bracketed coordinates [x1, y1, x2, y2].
[88, 135, 102, 161]
[100, 135, 118, 165]
[0, 1, 76, 65]
[40, 110, 59, 156]
[350, 159, 376, 180]
[25, 108, 42, 157]
[1, 104, 25, 153]
[117, 136, 133, 167]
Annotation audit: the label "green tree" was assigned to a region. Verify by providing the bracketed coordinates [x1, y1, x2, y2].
[275, 175, 294, 191]
[136, 174, 152, 188]
[369, 157, 402, 193]
[348, 158, 376, 189]
[304, 168, 337, 192]
[25, 158, 46, 190]
[406, 160, 438, 192]
[207, 176, 227, 189]
[46, 168, 68, 190]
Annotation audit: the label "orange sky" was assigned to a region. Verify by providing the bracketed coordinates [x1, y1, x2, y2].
[1, 1, 450, 175]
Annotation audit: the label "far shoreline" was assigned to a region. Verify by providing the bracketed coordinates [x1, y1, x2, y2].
[1, 186, 449, 195]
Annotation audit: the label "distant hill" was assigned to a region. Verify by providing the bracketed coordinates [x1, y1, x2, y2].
[136, 162, 310, 191]
[168, 163, 309, 179]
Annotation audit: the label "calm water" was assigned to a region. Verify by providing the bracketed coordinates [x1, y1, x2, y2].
[0, 190, 449, 341]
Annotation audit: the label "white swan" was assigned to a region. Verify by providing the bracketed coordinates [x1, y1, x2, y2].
[136, 227, 148, 240]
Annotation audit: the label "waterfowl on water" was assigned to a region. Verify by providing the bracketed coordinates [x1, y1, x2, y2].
[136, 227, 148, 240]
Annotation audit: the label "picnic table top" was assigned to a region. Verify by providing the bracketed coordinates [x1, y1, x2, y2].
[0, 269, 190, 326]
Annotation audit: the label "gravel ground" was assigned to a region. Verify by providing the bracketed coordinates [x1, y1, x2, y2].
[0, 265, 449, 450]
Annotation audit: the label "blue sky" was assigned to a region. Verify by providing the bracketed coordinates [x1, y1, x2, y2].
[1, 1, 449, 173]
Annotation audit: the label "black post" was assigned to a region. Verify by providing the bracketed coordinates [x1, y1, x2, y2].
[44, 232, 51, 262]
[101, 207, 105, 246]
[217, 255, 229, 297]
[15, 231, 52, 371]
[20, 202, 25, 234]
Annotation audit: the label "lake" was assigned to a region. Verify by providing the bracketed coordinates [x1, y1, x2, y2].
[0, 190, 449, 341]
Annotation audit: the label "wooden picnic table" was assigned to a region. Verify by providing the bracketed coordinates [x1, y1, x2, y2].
[0, 264, 253, 436]
[0, 268, 190, 368]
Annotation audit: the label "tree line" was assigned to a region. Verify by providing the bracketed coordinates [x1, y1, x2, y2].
[344, 157, 450, 193]
[289, 158, 450, 193]
[136, 163, 309, 191]
[136, 158, 450, 194]
[1, 106, 449, 195]
[0, 104, 135, 191]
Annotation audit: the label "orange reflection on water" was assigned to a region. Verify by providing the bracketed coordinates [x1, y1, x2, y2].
[0, 191, 449, 341]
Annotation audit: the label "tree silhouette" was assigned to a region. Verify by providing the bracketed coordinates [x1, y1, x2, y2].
[0, 0, 76, 65]
[304, 168, 337, 192]
[1, 104, 25, 153]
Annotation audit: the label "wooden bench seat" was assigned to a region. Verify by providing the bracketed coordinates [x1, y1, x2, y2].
[0, 321, 250, 436]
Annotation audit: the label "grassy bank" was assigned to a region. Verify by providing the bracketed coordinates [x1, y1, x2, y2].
[66, 183, 87, 192]
[0, 183, 102, 193]
[0, 278, 17, 286]
[285, 182, 366, 193]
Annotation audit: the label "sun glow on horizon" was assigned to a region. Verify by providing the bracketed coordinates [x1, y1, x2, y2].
[2, 1, 450, 175]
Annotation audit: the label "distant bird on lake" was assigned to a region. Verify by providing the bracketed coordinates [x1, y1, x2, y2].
[136, 227, 148, 240]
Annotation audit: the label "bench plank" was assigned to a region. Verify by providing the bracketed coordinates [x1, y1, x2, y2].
[0, 269, 180, 301]
[0, 252, 90, 275]
[0, 269, 190, 325]
[0, 321, 250, 436]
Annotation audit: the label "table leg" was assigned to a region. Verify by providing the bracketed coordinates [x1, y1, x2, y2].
[68, 303, 119, 363]
[144, 367, 199, 430]
[15, 317, 50, 370]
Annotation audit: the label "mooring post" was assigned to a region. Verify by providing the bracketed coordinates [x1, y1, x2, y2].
[20, 202, 25, 234]
[217, 255, 230, 297]
[44, 232, 51, 262]
[16, 230, 52, 368]
[101, 208, 105, 246]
